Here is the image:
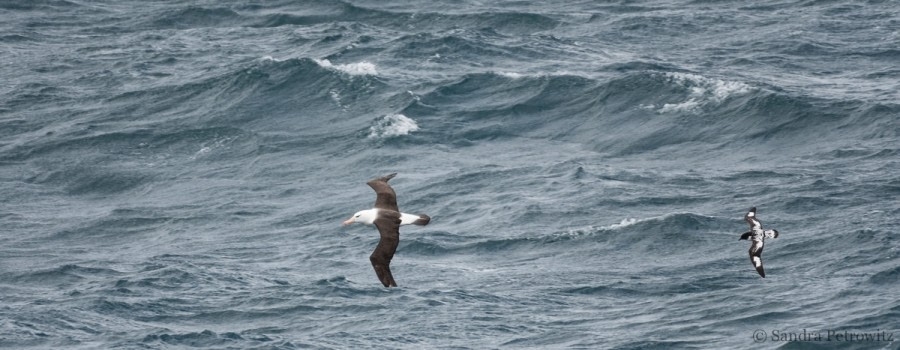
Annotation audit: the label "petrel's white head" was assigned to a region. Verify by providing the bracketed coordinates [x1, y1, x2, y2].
[342, 209, 377, 226]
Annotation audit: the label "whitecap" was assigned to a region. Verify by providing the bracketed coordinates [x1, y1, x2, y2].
[658, 99, 702, 113]
[609, 218, 639, 229]
[368, 114, 420, 139]
[497, 71, 524, 79]
[329, 90, 342, 104]
[665, 72, 752, 100]
[314, 58, 377, 76]
[191, 146, 212, 160]
[655, 72, 752, 113]
[550, 217, 642, 241]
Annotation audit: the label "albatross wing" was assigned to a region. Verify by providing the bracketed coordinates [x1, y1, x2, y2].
[370, 212, 401, 287]
[367, 173, 399, 212]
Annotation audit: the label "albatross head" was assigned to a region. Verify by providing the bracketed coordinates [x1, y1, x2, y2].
[342, 209, 377, 226]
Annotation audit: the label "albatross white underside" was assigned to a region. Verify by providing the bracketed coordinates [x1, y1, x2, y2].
[341, 209, 428, 226]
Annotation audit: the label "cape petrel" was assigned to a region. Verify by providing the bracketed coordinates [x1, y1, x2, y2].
[738, 207, 779, 278]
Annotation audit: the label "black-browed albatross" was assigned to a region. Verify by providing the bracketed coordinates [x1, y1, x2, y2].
[342, 173, 430, 287]
[738, 207, 779, 278]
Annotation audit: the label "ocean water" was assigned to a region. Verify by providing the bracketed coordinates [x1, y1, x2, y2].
[1, 1, 898, 349]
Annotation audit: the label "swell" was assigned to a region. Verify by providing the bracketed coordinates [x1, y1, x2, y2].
[8, 57, 894, 168]
[6, 60, 896, 206]
[0, 0, 84, 11]
[250, 2, 559, 35]
[116, 0, 562, 35]
[7, 125, 262, 197]
[141, 330, 246, 348]
[386, 33, 550, 62]
[5, 264, 122, 286]
[401, 68, 898, 158]
[144, 7, 243, 29]
[401, 213, 734, 256]
[2, 57, 385, 163]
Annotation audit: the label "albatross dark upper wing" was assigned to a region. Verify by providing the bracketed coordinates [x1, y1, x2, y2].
[370, 213, 401, 287]
[367, 173, 399, 212]
[745, 207, 761, 231]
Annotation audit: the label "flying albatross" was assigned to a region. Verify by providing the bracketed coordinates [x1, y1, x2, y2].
[738, 207, 779, 278]
[342, 173, 430, 287]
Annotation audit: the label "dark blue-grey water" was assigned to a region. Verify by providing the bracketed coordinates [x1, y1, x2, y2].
[2, 1, 898, 349]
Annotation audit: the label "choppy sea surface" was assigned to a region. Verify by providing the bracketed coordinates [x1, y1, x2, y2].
[2, 1, 899, 349]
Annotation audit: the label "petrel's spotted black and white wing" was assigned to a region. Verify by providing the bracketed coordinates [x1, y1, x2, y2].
[744, 207, 761, 231]
[748, 238, 765, 278]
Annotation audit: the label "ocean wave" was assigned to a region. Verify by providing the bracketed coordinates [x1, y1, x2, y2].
[400, 67, 899, 158]
[559, 283, 650, 297]
[0, 0, 84, 11]
[367, 114, 419, 139]
[251, 3, 559, 34]
[551, 212, 732, 242]
[560, 273, 742, 299]
[142, 330, 245, 347]
[0, 34, 36, 42]
[314, 58, 378, 76]
[24, 165, 153, 196]
[388, 33, 548, 62]
[112, 266, 203, 291]
[10, 51, 891, 172]
[655, 72, 754, 113]
[147, 7, 243, 29]
[400, 70, 750, 151]
[401, 213, 732, 257]
[7, 264, 122, 286]
[4, 1, 899, 347]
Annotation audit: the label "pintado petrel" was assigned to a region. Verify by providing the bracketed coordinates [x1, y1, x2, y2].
[738, 207, 779, 278]
[342, 173, 430, 287]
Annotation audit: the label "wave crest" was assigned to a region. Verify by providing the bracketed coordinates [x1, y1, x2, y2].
[314, 58, 377, 76]
[656, 72, 754, 113]
[368, 114, 420, 138]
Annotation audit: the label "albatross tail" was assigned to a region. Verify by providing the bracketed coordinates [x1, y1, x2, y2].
[400, 213, 430, 226]
[413, 214, 430, 226]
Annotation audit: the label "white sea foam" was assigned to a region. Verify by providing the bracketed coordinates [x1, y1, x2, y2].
[666, 72, 753, 100]
[609, 218, 639, 229]
[314, 58, 377, 76]
[659, 99, 702, 113]
[493, 70, 580, 79]
[190, 146, 212, 160]
[329, 90, 342, 104]
[656, 72, 752, 113]
[498, 71, 524, 79]
[368, 114, 419, 138]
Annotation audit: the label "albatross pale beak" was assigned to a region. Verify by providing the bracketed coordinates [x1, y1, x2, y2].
[342, 217, 354, 226]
